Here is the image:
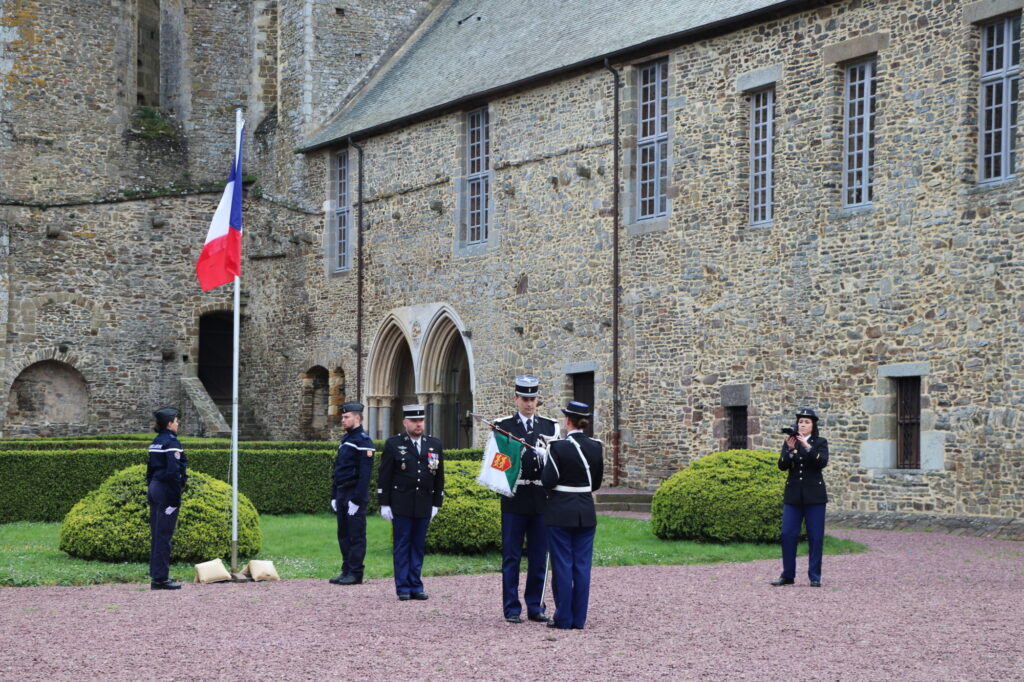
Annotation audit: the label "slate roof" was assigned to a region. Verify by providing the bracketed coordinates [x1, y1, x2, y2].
[301, 0, 811, 151]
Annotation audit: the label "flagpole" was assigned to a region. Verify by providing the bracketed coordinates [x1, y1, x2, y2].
[230, 107, 242, 574]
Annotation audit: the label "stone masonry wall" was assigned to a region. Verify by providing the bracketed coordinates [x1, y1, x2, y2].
[240, 0, 1023, 519]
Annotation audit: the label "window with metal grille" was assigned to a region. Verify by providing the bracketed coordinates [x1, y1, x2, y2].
[333, 151, 350, 272]
[466, 108, 490, 244]
[980, 15, 1020, 182]
[637, 59, 669, 220]
[726, 405, 748, 450]
[896, 376, 921, 469]
[843, 59, 877, 207]
[750, 87, 775, 225]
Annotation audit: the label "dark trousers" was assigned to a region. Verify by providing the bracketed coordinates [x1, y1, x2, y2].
[392, 515, 430, 596]
[780, 502, 826, 582]
[547, 525, 596, 629]
[148, 480, 179, 582]
[335, 488, 367, 578]
[501, 512, 548, 618]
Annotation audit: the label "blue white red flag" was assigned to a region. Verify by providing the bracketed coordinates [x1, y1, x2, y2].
[196, 119, 245, 291]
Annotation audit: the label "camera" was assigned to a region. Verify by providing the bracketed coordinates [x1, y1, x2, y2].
[780, 426, 798, 437]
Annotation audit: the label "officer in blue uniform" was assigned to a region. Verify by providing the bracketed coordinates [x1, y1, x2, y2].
[541, 401, 603, 630]
[495, 375, 559, 623]
[147, 407, 187, 590]
[378, 404, 445, 601]
[329, 401, 376, 585]
[772, 408, 830, 587]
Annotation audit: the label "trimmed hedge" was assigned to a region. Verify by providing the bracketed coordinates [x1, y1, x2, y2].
[650, 449, 785, 543]
[426, 460, 501, 554]
[59, 465, 261, 562]
[1, 436, 483, 522]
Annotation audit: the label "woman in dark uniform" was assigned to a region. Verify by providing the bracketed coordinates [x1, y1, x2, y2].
[772, 408, 829, 587]
[147, 407, 188, 590]
[540, 401, 603, 630]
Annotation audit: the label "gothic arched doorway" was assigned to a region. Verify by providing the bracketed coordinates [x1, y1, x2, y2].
[420, 312, 474, 448]
[366, 318, 417, 440]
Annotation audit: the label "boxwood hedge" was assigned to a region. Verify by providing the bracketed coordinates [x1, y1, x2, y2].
[650, 449, 785, 543]
[0, 437, 483, 523]
[425, 460, 501, 554]
[59, 464, 261, 563]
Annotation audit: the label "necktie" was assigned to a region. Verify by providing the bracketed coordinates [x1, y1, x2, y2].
[415, 440, 421, 455]
[525, 418, 532, 433]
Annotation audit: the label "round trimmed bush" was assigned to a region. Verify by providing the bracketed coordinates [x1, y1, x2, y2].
[650, 449, 784, 543]
[59, 464, 262, 562]
[425, 460, 501, 553]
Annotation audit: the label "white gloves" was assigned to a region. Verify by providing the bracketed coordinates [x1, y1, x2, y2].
[430, 506, 439, 520]
[331, 499, 337, 512]
[534, 443, 548, 464]
[347, 501, 359, 516]
[381, 505, 394, 522]
[164, 506, 177, 516]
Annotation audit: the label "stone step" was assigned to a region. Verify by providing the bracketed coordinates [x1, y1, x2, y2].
[594, 501, 653, 513]
[593, 487, 654, 504]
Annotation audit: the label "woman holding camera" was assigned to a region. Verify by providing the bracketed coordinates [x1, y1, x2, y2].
[772, 408, 829, 587]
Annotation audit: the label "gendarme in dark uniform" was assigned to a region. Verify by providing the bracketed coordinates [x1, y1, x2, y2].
[772, 407, 830, 587]
[378, 404, 445, 600]
[542, 401, 604, 630]
[496, 375, 559, 623]
[147, 407, 187, 590]
[329, 401, 376, 586]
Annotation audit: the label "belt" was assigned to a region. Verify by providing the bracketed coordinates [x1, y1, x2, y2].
[515, 479, 542, 486]
[553, 485, 591, 493]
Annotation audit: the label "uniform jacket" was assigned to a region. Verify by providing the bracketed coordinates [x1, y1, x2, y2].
[333, 426, 376, 506]
[778, 434, 829, 505]
[541, 432, 604, 528]
[147, 429, 188, 506]
[378, 432, 445, 518]
[496, 414, 558, 516]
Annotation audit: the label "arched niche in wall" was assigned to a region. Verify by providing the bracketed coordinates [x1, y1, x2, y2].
[6, 360, 90, 436]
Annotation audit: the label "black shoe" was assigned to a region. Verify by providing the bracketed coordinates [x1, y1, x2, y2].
[505, 615, 522, 624]
[398, 593, 411, 601]
[546, 619, 558, 628]
[528, 613, 549, 623]
[338, 574, 362, 585]
[809, 580, 822, 587]
[150, 579, 181, 590]
[328, 573, 346, 585]
[771, 577, 795, 586]
[410, 592, 429, 600]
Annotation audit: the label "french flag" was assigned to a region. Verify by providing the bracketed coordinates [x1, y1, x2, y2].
[196, 119, 245, 292]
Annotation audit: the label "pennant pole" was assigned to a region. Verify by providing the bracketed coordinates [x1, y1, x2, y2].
[230, 107, 242, 573]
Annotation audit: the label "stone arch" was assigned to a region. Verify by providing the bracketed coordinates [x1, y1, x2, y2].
[6, 360, 90, 436]
[300, 365, 330, 439]
[366, 316, 417, 439]
[11, 292, 109, 339]
[419, 308, 475, 447]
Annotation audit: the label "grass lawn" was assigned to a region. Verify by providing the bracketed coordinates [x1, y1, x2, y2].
[0, 514, 864, 587]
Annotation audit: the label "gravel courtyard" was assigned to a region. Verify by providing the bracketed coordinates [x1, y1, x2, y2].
[1, 528, 1021, 681]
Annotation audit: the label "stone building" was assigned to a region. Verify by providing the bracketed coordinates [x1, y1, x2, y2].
[2, 0, 1022, 523]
